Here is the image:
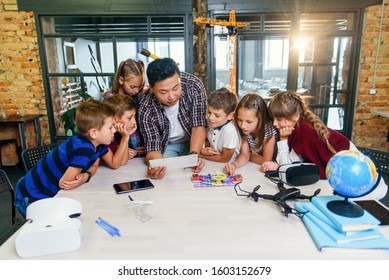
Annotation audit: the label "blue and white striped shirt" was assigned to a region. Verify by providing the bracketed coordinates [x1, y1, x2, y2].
[15, 135, 108, 202]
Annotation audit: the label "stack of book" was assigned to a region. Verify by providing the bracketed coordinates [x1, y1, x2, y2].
[295, 195, 389, 252]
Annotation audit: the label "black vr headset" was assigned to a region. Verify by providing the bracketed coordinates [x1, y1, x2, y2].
[265, 162, 320, 186]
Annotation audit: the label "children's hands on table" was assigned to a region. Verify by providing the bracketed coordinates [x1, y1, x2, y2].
[223, 163, 236, 175]
[136, 145, 145, 156]
[60, 174, 84, 190]
[128, 148, 138, 159]
[201, 147, 220, 156]
[261, 161, 279, 172]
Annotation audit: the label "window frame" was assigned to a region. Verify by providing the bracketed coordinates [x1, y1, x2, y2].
[209, 9, 363, 138]
[35, 14, 192, 142]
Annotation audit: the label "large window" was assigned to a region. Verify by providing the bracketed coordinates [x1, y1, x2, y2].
[265, 39, 289, 69]
[212, 11, 358, 136]
[39, 15, 187, 140]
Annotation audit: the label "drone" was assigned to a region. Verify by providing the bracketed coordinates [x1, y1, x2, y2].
[234, 175, 321, 217]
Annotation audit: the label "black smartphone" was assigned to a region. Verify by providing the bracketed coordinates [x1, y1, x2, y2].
[113, 179, 154, 194]
[355, 200, 389, 225]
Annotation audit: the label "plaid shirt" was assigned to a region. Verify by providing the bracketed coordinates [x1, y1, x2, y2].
[138, 72, 207, 154]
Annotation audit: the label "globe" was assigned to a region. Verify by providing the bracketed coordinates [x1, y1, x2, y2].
[325, 150, 380, 217]
[326, 150, 379, 198]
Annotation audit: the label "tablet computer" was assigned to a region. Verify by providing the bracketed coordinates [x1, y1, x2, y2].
[113, 179, 154, 194]
[355, 200, 389, 225]
[149, 154, 198, 169]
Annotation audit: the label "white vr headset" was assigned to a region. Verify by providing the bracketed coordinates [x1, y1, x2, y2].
[15, 197, 83, 258]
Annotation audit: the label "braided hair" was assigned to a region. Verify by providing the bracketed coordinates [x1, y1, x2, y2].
[268, 90, 337, 154]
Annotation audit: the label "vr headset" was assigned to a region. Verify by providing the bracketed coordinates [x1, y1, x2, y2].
[265, 162, 320, 186]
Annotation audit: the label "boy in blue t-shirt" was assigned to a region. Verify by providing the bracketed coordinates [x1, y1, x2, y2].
[15, 99, 116, 218]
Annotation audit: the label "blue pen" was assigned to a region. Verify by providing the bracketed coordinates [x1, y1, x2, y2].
[98, 217, 120, 233]
[95, 219, 116, 237]
[97, 217, 121, 237]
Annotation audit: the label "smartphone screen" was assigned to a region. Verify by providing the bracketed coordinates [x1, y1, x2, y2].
[355, 200, 389, 225]
[113, 179, 154, 194]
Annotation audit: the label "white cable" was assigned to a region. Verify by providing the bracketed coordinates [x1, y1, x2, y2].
[373, 0, 386, 88]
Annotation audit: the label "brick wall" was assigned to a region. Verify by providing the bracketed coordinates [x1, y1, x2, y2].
[354, 2, 389, 152]
[0, 0, 48, 165]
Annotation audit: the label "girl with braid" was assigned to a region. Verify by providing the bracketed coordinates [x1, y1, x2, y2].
[262, 90, 387, 199]
[261, 90, 354, 178]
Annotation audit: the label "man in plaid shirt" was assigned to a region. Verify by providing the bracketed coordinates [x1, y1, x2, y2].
[138, 58, 207, 179]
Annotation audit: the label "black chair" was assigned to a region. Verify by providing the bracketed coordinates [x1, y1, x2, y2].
[0, 169, 26, 246]
[21, 143, 59, 172]
[357, 147, 389, 179]
[357, 146, 389, 207]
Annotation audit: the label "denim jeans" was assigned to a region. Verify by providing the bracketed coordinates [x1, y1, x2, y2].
[163, 140, 190, 158]
[14, 194, 29, 219]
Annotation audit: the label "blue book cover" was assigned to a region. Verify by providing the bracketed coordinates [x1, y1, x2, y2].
[311, 195, 380, 232]
[295, 201, 381, 244]
[300, 210, 389, 252]
[296, 201, 368, 236]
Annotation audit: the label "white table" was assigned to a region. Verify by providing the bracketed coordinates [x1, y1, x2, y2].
[1, 158, 389, 260]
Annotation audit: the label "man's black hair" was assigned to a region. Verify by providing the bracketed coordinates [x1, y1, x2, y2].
[147, 57, 180, 87]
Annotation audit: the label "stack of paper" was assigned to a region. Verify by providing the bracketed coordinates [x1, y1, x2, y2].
[295, 195, 389, 252]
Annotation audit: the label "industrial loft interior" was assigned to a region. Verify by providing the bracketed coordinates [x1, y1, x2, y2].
[0, 0, 389, 248]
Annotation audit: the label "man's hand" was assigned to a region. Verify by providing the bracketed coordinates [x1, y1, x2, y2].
[191, 157, 204, 173]
[147, 165, 166, 179]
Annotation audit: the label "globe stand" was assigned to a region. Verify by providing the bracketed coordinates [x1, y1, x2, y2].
[327, 197, 364, 218]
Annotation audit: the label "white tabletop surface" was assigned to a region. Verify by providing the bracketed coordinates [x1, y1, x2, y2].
[1, 158, 389, 260]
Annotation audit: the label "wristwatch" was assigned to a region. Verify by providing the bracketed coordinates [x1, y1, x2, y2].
[85, 171, 93, 183]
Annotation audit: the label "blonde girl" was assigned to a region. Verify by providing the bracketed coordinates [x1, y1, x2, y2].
[101, 58, 146, 157]
[111, 59, 145, 104]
